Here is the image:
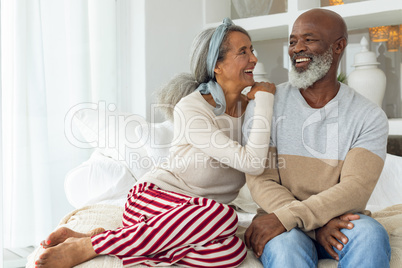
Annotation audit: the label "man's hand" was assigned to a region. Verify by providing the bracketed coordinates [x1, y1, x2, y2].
[244, 213, 286, 258]
[316, 213, 360, 260]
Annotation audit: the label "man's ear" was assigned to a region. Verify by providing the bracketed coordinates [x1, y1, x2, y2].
[334, 37, 347, 55]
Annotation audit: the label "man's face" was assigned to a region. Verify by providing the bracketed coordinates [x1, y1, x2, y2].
[288, 46, 333, 90]
[287, 17, 334, 89]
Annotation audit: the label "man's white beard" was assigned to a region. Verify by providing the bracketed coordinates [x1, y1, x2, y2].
[289, 46, 333, 89]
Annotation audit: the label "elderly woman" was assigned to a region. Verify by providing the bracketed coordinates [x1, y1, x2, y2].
[36, 18, 275, 268]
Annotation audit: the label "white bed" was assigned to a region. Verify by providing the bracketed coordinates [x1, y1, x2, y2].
[26, 108, 402, 267]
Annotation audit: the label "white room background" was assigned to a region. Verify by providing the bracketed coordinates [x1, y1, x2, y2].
[1, 0, 204, 250]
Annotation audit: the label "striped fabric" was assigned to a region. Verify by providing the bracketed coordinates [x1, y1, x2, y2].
[91, 183, 247, 267]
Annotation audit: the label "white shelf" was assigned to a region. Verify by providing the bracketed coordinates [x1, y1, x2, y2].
[206, 0, 402, 42]
[230, 13, 291, 41]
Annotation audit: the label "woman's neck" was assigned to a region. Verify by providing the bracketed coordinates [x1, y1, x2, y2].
[201, 91, 247, 118]
[224, 91, 248, 118]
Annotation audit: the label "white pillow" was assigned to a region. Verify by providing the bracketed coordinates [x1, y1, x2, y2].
[366, 153, 402, 212]
[64, 150, 136, 208]
[134, 121, 174, 168]
[71, 107, 151, 180]
[230, 184, 260, 214]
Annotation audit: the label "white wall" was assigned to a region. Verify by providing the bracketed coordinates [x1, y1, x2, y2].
[128, 0, 204, 122]
[253, 38, 289, 85]
[145, 0, 204, 122]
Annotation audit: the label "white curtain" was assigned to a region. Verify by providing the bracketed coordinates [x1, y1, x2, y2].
[1, 0, 118, 247]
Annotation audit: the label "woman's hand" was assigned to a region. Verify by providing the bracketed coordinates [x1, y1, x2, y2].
[247, 82, 276, 100]
[316, 213, 360, 260]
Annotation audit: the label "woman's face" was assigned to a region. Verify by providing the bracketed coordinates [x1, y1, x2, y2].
[214, 31, 257, 92]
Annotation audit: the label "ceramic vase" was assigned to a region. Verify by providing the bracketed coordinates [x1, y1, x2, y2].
[348, 37, 386, 107]
[253, 50, 270, 82]
[231, 0, 273, 18]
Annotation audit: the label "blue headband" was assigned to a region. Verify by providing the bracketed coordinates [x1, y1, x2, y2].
[198, 17, 233, 116]
[206, 17, 233, 79]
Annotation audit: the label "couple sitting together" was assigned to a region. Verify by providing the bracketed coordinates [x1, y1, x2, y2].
[35, 8, 390, 268]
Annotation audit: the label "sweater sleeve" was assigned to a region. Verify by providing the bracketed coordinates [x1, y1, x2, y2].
[246, 146, 297, 213]
[174, 91, 274, 175]
[247, 105, 388, 233]
[273, 148, 385, 232]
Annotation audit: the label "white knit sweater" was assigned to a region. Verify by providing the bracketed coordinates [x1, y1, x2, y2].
[138, 90, 274, 204]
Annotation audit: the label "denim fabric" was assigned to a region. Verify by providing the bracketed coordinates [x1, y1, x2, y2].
[260, 214, 391, 268]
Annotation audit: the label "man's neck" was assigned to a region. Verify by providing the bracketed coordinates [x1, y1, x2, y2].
[299, 80, 340, 109]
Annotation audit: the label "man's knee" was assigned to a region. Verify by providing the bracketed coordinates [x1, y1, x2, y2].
[337, 214, 391, 266]
[343, 214, 389, 245]
[340, 214, 391, 261]
[262, 229, 311, 256]
[261, 229, 317, 267]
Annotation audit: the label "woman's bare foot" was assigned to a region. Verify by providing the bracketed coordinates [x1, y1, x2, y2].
[41, 227, 105, 248]
[36, 237, 98, 268]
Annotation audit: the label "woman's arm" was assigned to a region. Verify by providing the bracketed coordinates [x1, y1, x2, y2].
[174, 89, 274, 175]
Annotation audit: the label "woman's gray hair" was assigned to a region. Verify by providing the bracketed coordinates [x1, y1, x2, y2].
[156, 24, 250, 121]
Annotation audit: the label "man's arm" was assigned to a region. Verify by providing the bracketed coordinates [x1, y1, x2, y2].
[245, 146, 298, 257]
[245, 147, 385, 256]
[282, 148, 384, 228]
[249, 146, 384, 230]
[246, 147, 297, 213]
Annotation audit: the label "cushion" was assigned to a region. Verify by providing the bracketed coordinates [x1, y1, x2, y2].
[134, 121, 174, 168]
[69, 109, 176, 208]
[71, 107, 151, 180]
[64, 150, 135, 208]
[230, 184, 260, 214]
[367, 153, 402, 212]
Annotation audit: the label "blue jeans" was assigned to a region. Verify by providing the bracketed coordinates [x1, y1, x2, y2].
[260, 214, 391, 268]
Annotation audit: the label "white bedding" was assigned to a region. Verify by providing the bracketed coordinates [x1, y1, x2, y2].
[26, 203, 402, 268]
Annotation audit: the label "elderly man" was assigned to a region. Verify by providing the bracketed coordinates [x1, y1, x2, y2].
[244, 8, 391, 268]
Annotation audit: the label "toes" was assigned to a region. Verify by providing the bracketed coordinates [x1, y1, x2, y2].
[36, 250, 51, 267]
[40, 227, 90, 249]
[42, 227, 70, 247]
[35, 259, 44, 266]
[41, 239, 53, 248]
[38, 250, 50, 260]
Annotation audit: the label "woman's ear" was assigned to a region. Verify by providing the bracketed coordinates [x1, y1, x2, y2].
[214, 62, 223, 75]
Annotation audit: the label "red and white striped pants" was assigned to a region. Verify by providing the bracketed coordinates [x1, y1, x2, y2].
[91, 182, 247, 267]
